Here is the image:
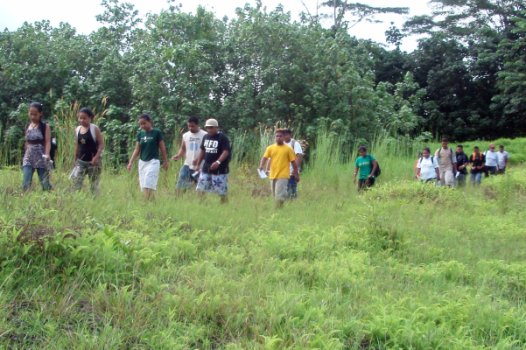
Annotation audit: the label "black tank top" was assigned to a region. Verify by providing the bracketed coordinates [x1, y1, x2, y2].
[78, 128, 98, 161]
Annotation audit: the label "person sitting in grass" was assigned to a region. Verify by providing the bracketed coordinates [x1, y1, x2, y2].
[194, 118, 231, 203]
[469, 146, 485, 186]
[416, 147, 440, 184]
[71, 107, 104, 195]
[172, 116, 207, 196]
[353, 145, 378, 191]
[455, 144, 469, 187]
[259, 129, 300, 208]
[127, 114, 169, 200]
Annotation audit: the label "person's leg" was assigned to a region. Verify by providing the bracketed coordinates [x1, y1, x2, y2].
[366, 177, 376, 188]
[445, 170, 455, 187]
[357, 179, 366, 191]
[275, 178, 288, 208]
[176, 165, 192, 196]
[88, 164, 101, 196]
[36, 167, 52, 191]
[22, 166, 34, 191]
[287, 175, 297, 199]
[457, 173, 466, 187]
[212, 174, 228, 204]
[196, 172, 212, 199]
[72, 161, 87, 191]
[475, 172, 482, 185]
[141, 160, 160, 201]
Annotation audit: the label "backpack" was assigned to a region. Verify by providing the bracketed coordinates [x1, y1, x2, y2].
[367, 155, 381, 177]
[75, 124, 98, 144]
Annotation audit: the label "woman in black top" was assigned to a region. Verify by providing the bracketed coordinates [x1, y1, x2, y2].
[71, 108, 104, 194]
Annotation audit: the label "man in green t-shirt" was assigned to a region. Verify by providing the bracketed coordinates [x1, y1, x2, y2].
[353, 145, 378, 191]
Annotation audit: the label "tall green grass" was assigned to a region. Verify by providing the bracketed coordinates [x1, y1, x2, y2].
[0, 135, 525, 349]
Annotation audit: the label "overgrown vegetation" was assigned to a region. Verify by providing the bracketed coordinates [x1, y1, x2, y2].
[0, 136, 524, 348]
[2, 1, 525, 166]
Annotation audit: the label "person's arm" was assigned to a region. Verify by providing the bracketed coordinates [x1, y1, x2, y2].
[435, 167, 440, 180]
[159, 140, 169, 170]
[353, 166, 359, 183]
[127, 142, 140, 171]
[44, 124, 51, 159]
[92, 127, 105, 165]
[73, 138, 79, 163]
[172, 140, 186, 161]
[209, 149, 229, 171]
[295, 154, 303, 172]
[259, 157, 269, 172]
[291, 159, 300, 182]
[415, 160, 421, 179]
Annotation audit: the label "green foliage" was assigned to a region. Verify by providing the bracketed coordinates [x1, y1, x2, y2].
[0, 137, 525, 348]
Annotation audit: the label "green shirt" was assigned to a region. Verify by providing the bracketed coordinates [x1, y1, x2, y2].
[355, 155, 375, 180]
[137, 129, 163, 161]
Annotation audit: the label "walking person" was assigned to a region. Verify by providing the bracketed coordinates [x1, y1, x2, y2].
[483, 144, 499, 176]
[22, 102, 52, 191]
[194, 119, 231, 203]
[127, 114, 169, 200]
[497, 145, 509, 174]
[71, 107, 104, 195]
[415, 147, 440, 183]
[283, 129, 303, 198]
[469, 146, 485, 186]
[455, 144, 469, 187]
[353, 146, 378, 191]
[434, 138, 457, 187]
[259, 129, 300, 208]
[172, 116, 207, 196]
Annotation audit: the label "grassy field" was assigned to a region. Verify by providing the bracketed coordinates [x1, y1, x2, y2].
[0, 137, 525, 349]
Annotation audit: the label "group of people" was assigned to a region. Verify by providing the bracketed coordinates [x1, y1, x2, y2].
[415, 138, 509, 186]
[20, 102, 511, 205]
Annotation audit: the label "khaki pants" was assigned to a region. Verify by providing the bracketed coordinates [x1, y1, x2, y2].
[439, 169, 455, 187]
[271, 179, 288, 202]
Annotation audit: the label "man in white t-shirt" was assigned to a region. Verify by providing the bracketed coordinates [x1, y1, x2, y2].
[497, 145, 509, 174]
[434, 138, 457, 187]
[484, 143, 499, 176]
[416, 147, 440, 183]
[284, 129, 303, 198]
[172, 116, 207, 195]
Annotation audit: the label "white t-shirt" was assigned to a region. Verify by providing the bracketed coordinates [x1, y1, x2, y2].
[418, 156, 439, 180]
[484, 150, 499, 167]
[286, 139, 303, 175]
[497, 151, 509, 168]
[183, 129, 207, 168]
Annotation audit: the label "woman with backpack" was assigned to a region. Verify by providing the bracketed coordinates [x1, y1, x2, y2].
[22, 102, 52, 191]
[71, 107, 104, 195]
[353, 145, 379, 191]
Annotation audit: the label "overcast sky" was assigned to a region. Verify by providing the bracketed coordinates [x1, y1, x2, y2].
[0, 0, 431, 51]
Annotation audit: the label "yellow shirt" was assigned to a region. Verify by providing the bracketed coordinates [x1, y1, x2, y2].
[264, 144, 296, 179]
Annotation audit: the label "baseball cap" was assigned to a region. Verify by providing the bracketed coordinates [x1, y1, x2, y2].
[205, 119, 219, 127]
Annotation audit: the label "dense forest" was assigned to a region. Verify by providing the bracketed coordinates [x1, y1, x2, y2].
[1, 0, 525, 165]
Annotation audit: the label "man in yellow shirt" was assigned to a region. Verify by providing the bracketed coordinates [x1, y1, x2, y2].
[259, 129, 300, 207]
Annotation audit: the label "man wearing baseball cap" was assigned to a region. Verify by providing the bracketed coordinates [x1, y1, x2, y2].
[193, 118, 231, 203]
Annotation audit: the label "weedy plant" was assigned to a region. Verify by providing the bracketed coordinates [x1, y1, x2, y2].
[0, 136, 525, 349]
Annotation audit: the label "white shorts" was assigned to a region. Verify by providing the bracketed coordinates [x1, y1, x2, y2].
[138, 159, 160, 190]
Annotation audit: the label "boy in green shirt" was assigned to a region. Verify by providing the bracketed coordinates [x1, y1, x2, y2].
[353, 146, 378, 191]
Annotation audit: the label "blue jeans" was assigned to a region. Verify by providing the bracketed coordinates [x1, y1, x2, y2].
[176, 165, 196, 190]
[470, 172, 482, 185]
[22, 166, 51, 191]
[287, 176, 298, 198]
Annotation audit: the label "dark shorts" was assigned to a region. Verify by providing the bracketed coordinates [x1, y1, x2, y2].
[484, 166, 497, 177]
[176, 165, 197, 189]
[358, 177, 375, 190]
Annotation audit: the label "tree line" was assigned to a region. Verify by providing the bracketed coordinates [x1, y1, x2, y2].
[1, 0, 525, 166]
